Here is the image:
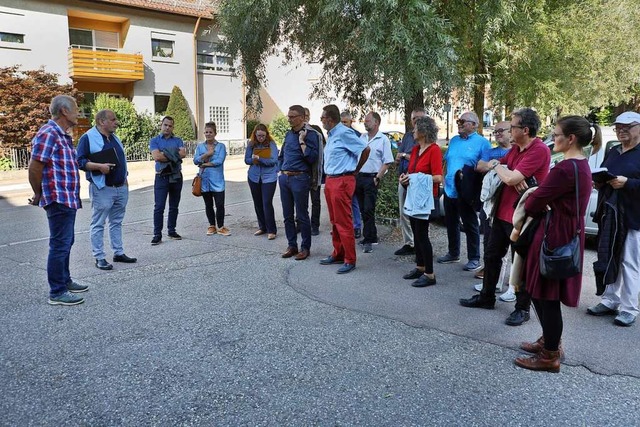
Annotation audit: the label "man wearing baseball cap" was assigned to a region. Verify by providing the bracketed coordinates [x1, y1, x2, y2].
[588, 111, 640, 326]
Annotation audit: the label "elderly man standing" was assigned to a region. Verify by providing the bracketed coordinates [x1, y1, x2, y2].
[28, 95, 88, 305]
[356, 112, 394, 254]
[279, 105, 319, 260]
[394, 107, 426, 256]
[460, 108, 550, 326]
[320, 104, 369, 273]
[438, 111, 491, 271]
[340, 111, 363, 238]
[77, 109, 137, 270]
[150, 116, 186, 245]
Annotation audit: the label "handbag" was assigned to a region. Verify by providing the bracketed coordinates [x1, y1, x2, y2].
[192, 173, 202, 197]
[539, 160, 581, 280]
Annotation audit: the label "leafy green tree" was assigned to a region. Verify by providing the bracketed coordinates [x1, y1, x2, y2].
[164, 85, 195, 140]
[92, 93, 139, 145]
[268, 113, 289, 146]
[218, 0, 457, 126]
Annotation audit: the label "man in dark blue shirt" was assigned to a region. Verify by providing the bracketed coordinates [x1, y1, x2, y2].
[77, 109, 137, 270]
[279, 105, 319, 260]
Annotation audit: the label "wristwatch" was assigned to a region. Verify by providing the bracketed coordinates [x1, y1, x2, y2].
[402, 153, 407, 159]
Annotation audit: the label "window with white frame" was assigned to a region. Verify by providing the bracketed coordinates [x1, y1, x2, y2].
[152, 38, 174, 58]
[0, 32, 24, 43]
[209, 106, 230, 134]
[197, 41, 233, 72]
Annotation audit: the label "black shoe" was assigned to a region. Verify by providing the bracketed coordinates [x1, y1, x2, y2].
[354, 228, 362, 239]
[95, 258, 113, 270]
[151, 235, 162, 245]
[320, 256, 344, 265]
[113, 254, 137, 263]
[394, 245, 415, 256]
[411, 275, 437, 287]
[459, 294, 495, 309]
[403, 268, 423, 280]
[311, 228, 319, 236]
[168, 232, 182, 240]
[505, 309, 530, 326]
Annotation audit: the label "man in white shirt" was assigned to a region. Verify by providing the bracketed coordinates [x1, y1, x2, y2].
[355, 112, 394, 253]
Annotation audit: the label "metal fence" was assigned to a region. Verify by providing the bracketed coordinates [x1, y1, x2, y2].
[4, 139, 248, 170]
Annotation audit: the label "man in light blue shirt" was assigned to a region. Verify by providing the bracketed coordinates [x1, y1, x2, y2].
[356, 112, 394, 253]
[439, 111, 491, 270]
[320, 104, 369, 274]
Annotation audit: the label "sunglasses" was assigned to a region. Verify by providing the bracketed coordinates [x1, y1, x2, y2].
[614, 124, 639, 132]
[456, 119, 475, 125]
[493, 128, 509, 134]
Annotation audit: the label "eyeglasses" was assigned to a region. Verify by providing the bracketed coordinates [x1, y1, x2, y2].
[456, 119, 475, 126]
[493, 128, 509, 134]
[320, 115, 328, 120]
[510, 125, 525, 129]
[287, 114, 301, 119]
[614, 124, 639, 132]
[551, 132, 564, 140]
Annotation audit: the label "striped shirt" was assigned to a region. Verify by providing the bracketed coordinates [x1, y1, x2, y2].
[30, 120, 81, 209]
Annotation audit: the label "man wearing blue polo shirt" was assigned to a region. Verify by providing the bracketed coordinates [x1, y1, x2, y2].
[439, 111, 491, 271]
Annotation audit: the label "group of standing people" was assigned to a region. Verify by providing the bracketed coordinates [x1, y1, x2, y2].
[28, 94, 640, 374]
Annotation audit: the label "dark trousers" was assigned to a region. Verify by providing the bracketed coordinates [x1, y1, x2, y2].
[443, 194, 480, 261]
[45, 202, 77, 297]
[279, 173, 311, 250]
[248, 179, 277, 234]
[355, 175, 378, 244]
[153, 174, 183, 237]
[532, 299, 563, 351]
[410, 216, 434, 274]
[480, 219, 512, 301]
[310, 185, 321, 231]
[203, 191, 225, 228]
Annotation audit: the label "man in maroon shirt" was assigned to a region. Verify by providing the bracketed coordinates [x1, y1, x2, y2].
[459, 108, 550, 327]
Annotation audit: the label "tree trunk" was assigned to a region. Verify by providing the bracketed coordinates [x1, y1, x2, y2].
[404, 90, 424, 133]
[473, 57, 486, 133]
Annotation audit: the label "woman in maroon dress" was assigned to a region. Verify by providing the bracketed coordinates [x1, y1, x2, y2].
[515, 116, 601, 373]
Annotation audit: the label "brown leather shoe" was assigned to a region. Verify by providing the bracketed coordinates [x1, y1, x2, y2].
[294, 249, 310, 260]
[282, 247, 299, 258]
[520, 337, 564, 359]
[474, 268, 484, 279]
[514, 348, 561, 373]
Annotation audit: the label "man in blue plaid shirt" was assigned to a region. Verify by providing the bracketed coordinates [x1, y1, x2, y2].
[28, 95, 88, 306]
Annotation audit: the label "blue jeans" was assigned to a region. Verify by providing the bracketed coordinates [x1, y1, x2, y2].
[443, 194, 480, 261]
[89, 183, 128, 259]
[44, 202, 77, 297]
[352, 195, 361, 230]
[153, 174, 182, 237]
[279, 173, 311, 250]
[248, 179, 277, 234]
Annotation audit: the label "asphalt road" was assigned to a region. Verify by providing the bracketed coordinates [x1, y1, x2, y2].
[1, 160, 639, 426]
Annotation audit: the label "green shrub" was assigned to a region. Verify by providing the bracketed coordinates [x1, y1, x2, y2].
[269, 113, 289, 146]
[595, 106, 614, 126]
[376, 150, 399, 220]
[165, 86, 195, 140]
[0, 156, 12, 171]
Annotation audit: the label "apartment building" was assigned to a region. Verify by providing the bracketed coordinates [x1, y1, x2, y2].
[0, 0, 245, 139]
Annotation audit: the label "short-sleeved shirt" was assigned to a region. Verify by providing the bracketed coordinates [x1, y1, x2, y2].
[397, 132, 417, 174]
[480, 145, 511, 163]
[495, 137, 550, 223]
[279, 127, 319, 172]
[408, 143, 443, 197]
[30, 120, 81, 209]
[150, 134, 185, 173]
[324, 123, 367, 175]
[359, 131, 394, 174]
[76, 132, 127, 186]
[443, 132, 491, 198]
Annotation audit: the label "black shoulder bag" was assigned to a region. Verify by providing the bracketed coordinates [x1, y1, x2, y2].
[539, 160, 582, 280]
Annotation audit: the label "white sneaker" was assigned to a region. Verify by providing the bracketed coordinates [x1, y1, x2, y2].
[474, 283, 501, 292]
[499, 289, 516, 302]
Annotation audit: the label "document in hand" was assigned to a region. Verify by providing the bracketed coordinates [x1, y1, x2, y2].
[591, 167, 616, 184]
[88, 147, 119, 166]
[253, 147, 272, 159]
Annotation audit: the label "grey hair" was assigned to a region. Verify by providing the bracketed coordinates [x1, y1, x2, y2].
[462, 111, 480, 126]
[95, 109, 113, 124]
[49, 95, 76, 119]
[340, 111, 353, 120]
[414, 117, 439, 142]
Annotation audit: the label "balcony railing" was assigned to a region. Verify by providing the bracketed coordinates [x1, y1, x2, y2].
[68, 47, 144, 82]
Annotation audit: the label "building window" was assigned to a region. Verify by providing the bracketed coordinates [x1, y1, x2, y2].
[197, 41, 233, 72]
[208, 106, 230, 134]
[154, 94, 170, 115]
[69, 28, 118, 51]
[152, 39, 174, 58]
[0, 32, 24, 43]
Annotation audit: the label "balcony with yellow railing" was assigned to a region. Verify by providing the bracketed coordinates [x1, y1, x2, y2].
[68, 48, 144, 82]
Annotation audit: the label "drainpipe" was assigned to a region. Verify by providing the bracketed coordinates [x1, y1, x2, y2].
[193, 16, 202, 139]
